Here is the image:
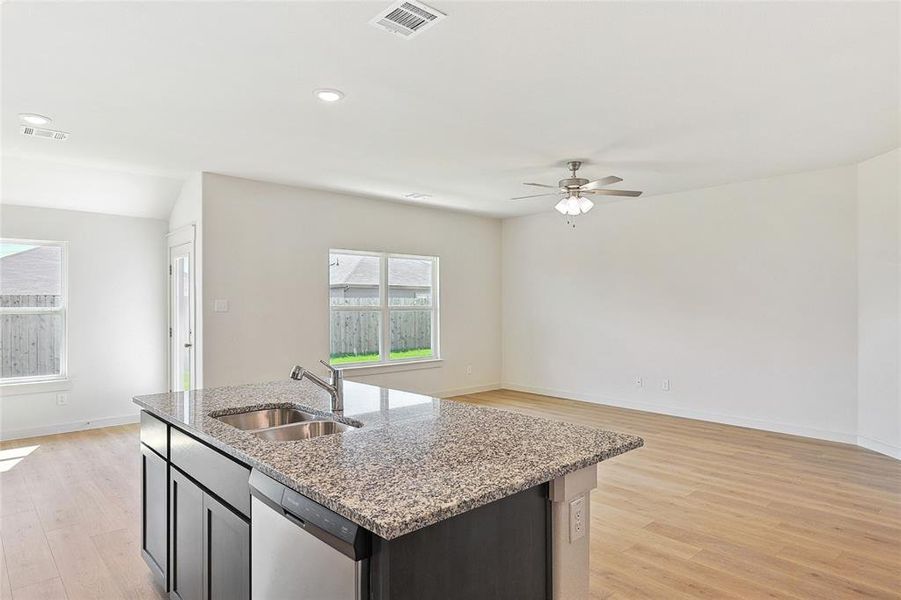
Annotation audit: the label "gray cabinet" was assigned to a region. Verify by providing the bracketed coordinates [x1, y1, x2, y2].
[204, 493, 250, 600]
[170, 469, 204, 600]
[169, 468, 250, 600]
[141, 443, 168, 589]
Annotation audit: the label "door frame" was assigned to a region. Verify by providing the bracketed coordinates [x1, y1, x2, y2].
[167, 225, 196, 393]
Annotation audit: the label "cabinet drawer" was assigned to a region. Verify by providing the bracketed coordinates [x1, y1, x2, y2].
[140, 411, 169, 458]
[170, 428, 251, 517]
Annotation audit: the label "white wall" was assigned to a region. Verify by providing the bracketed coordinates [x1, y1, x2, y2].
[857, 149, 900, 457]
[0, 205, 167, 439]
[200, 173, 502, 396]
[502, 165, 860, 443]
[169, 172, 204, 388]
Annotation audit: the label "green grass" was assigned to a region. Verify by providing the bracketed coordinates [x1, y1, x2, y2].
[330, 348, 433, 365]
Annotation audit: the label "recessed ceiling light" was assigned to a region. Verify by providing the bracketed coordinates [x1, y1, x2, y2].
[314, 89, 345, 103]
[18, 113, 52, 126]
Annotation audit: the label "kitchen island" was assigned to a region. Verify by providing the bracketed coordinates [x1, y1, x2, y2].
[134, 379, 642, 600]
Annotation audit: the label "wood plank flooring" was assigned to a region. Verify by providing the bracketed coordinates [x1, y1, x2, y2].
[0, 389, 898, 599]
[455, 390, 901, 599]
[0, 426, 166, 600]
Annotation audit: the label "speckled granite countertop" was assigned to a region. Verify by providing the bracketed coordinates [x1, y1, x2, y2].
[134, 379, 642, 540]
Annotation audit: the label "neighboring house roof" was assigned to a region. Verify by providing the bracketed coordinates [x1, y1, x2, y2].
[0, 246, 62, 295]
[330, 254, 430, 288]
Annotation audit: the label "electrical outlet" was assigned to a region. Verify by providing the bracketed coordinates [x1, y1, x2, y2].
[569, 496, 585, 542]
[56, 393, 68, 406]
[213, 299, 229, 313]
[466, 365, 472, 375]
[662, 378, 671, 392]
[633, 376, 643, 388]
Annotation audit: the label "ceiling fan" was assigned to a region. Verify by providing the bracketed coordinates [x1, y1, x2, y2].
[512, 160, 642, 220]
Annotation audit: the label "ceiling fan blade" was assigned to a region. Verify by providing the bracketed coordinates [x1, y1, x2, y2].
[582, 189, 643, 197]
[510, 192, 559, 200]
[581, 176, 623, 190]
[523, 182, 558, 189]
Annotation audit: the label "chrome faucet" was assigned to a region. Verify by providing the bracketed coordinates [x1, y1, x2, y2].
[290, 360, 344, 413]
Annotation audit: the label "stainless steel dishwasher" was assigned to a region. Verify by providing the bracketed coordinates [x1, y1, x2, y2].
[249, 470, 370, 599]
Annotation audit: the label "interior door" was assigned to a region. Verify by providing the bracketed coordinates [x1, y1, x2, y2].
[169, 242, 194, 392]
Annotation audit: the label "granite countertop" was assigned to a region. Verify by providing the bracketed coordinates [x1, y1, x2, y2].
[134, 379, 643, 540]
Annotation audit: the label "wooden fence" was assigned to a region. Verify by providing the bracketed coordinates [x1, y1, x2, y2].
[2, 294, 430, 374]
[0, 295, 62, 378]
[330, 310, 431, 357]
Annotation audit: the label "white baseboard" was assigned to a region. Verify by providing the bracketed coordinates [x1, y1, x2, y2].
[436, 383, 501, 398]
[0, 413, 140, 442]
[501, 382, 864, 447]
[857, 435, 901, 460]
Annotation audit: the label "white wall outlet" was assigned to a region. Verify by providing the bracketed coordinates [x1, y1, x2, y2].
[56, 393, 68, 406]
[569, 496, 586, 542]
[466, 365, 472, 375]
[633, 376, 643, 388]
[662, 378, 671, 392]
[213, 299, 229, 313]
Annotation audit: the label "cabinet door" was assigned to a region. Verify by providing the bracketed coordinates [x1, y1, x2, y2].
[203, 493, 250, 600]
[170, 469, 204, 600]
[141, 444, 168, 589]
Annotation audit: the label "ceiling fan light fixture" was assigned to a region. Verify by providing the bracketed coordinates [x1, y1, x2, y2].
[561, 196, 581, 216]
[515, 160, 642, 222]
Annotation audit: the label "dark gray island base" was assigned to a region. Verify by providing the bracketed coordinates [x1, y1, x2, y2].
[135, 380, 642, 599]
[369, 483, 549, 599]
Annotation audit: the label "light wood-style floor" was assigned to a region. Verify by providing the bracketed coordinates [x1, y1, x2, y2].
[0, 424, 166, 600]
[0, 389, 898, 599]
[456, 390, 901, 599]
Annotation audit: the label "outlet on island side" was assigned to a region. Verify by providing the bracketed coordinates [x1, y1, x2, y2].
[466, 365, 472, 375]
[633, 376, 643, 388]
[662, 378, 671, 392]
[569, 495, 585, 542]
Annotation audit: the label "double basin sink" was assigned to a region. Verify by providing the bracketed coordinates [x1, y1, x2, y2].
[216, 407, 356, 441]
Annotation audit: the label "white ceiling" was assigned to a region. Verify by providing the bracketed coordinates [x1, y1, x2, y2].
[2, 156, 183, 220]
[3, 1, 898, 219]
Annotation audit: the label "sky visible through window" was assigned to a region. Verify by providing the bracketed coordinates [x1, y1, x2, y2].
[0, 243, 36, 258]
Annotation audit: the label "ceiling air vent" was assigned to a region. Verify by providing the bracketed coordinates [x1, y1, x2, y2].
[20, 125, 69, 141]
[370, 1, 445, 39]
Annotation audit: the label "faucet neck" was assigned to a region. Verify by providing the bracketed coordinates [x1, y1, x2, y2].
[291, 363, 344, 413]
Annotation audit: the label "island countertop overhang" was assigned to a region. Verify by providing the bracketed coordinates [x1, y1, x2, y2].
[133, 379, 643, 540]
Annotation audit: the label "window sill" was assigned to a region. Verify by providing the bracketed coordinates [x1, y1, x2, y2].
[0, 377, 71, 396]
[339, 358, 443, 377]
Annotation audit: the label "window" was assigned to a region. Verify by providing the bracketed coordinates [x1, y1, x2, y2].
[329, 250, 438, 366]
[0, 239, 67, 383]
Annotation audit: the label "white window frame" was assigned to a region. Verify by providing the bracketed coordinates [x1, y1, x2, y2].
[0, 238, 68, 386]
[329, 249, 440, 368]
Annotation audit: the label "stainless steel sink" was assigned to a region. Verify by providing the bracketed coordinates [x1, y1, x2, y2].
[252, 420, 356, 442]
[216, 408, 320, 431]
